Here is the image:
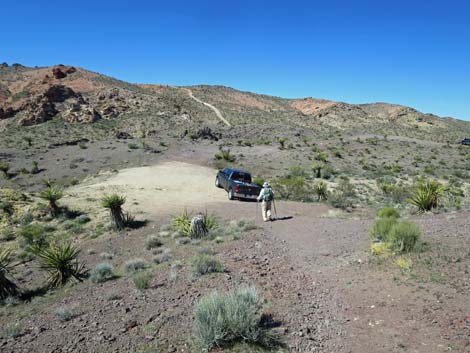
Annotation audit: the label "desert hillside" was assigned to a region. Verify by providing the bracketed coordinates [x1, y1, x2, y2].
[1, 64, 469, 352]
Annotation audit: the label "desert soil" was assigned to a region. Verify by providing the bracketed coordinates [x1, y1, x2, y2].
[1, 161, 469, 353]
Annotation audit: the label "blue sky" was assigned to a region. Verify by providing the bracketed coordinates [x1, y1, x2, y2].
[3, 0, 470, 120]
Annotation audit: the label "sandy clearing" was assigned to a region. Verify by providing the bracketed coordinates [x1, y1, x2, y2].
[67, 161, 229, 217]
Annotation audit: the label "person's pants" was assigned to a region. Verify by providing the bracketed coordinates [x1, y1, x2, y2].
[261, 201, 272, 221]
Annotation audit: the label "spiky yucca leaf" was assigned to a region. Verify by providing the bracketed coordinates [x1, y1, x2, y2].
[408, 181, 445, 212]
[0, 248, 18, 299]
[172, 209, 191, 236]
[101, 194, 126, 230]
[39, 186, 63, 216]
[32, 242, 87, 288]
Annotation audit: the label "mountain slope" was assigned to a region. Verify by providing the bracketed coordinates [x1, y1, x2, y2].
[1, 63, 469, 147]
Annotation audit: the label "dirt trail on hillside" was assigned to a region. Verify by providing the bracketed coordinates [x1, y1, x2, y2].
[182, 88, 231, 126]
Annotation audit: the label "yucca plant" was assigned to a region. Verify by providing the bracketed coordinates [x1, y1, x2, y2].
[0, 248, 18, 299]
[313, 181, 328, 201]
[408, 181, 445, 212]
[101, 194, 126, 230]
[32, 242, 87, 288]
[172, 209, 191, 236]
[39, 186, 63, 217]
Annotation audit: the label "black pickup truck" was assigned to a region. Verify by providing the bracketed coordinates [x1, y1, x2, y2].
[215, 168, 262, 200]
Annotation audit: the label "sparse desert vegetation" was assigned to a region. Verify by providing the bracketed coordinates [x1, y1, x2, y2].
[0, 63, 469, 353]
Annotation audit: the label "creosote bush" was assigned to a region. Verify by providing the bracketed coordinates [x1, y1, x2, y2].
[90, 263, 115, 283]
[132, 271, 152, 290]
[193, 287, 282, 351]
[369, 217, 397, 242]
[377, 207, 400, 219]
[388, 221, 421, 253]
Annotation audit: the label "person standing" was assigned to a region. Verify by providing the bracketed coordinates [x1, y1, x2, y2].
[257, 182, 274, 221]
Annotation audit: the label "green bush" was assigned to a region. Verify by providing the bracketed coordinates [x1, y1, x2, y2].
[193, 287, 282, 351]
[132, 271, 152, 290]
[0, 162, 10, 178]
[90, 263, 115, 283]
[389, 221, 421, 253]
[17, 224, 54, 250]
[191, 254, 224, 277]
[214, 148, 236, 162]
[377, 207, 400, 219]
[273, 176, 308, 201]
[369, 217, 398, 241]
[252, 177, 264, 187]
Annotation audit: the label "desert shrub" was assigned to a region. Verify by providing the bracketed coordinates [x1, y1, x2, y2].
[153, 253, 172, 264]
[0, 249, 18, 300]
[191, 254, 224, 277]
[388, 221, 421, 253]
[145, 235, 163, 250]
[176, 237, 191, 245]
[90, 263, 115, 283]
[315, 151, 328, 162]
[17, 223, 54, 250]
[369, 217, 398, 242]
[31, 161, 39, 174]
[39, 186, 63, 217]
[0, 201, 14, 217]
[273, 176, 308, 201]
[132, 271, 152, 290]
[408, 180, 444, 212]
[214, 148, 236, 162]
[277, 137, 287, 149]
[313, 181, 328, 201]
[32, 242, 87, 288]
[193, 287, 282, 351]
[55, 307, 78, 321]
[0, 162, 10, 178]
[101, 194, 126, 230]
[377, 207, 400, 219]
[287, 166, 308, 179]
[75, 215, 91, 225]
[124, 258, 147, 273]
[99, 252, 113, 260]
[329, 178, 355, 209]
[252, 177, 264, 187]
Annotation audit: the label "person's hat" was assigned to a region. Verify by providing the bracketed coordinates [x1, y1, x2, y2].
[263, 182, 270, 188]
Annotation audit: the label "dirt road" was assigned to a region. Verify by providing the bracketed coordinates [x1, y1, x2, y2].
[63, 161, 470, 352]
[182, 88, 231, 126]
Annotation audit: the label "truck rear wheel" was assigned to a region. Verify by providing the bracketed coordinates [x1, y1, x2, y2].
[228, 188, 235, 200]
